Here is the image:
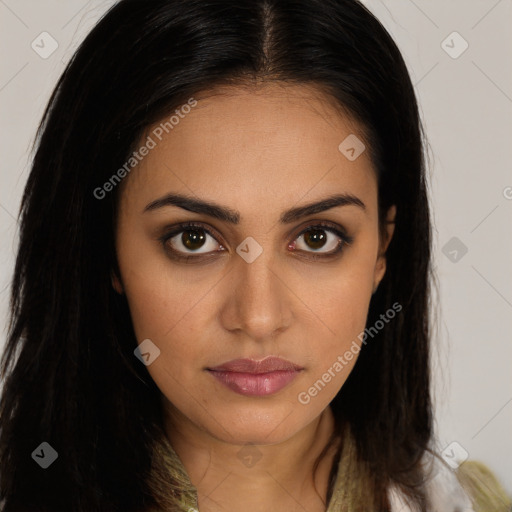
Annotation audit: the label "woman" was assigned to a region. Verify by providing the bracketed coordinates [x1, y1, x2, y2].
[0, 0, 509, 510]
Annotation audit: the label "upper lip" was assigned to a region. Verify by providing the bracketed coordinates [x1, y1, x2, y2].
[208, 356, 303, 374]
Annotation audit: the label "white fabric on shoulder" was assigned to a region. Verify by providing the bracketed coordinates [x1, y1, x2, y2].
[387, 451, 475, 512]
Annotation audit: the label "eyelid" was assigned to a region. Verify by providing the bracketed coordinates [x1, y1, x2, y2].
[293, 220, 352, 242]
[158, 220, 353, 260]
[158, 221, 225, 257]
[291, 221, 354, 258]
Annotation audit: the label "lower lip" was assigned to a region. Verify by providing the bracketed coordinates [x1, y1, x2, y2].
[207, 370, 300, 396]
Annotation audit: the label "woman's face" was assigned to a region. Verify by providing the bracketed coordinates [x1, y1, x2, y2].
[113, 83, 395, 446]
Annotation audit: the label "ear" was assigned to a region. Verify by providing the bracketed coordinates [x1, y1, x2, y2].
[372, 205, 396, 293]
[111, 271, 124, 294]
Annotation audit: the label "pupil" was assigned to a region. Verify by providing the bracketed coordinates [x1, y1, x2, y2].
[182, 229, 206, 250]
[304, 229, 326, 249]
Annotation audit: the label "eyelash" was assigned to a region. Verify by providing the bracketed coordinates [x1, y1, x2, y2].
[158, 221, 354, 262]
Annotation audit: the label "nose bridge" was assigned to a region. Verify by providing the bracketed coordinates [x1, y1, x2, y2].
[222, 243, 291, 339]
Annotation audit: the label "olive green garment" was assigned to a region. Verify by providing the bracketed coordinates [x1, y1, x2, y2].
[146, 430, 511, 512]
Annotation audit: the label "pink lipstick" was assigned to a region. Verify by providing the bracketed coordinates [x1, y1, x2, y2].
[207, 356, 303, 396]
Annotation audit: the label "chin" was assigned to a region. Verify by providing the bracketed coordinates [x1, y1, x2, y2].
[206, 408, 304, 446]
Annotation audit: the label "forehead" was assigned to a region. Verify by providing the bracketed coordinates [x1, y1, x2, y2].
[119, 83, 377, 218]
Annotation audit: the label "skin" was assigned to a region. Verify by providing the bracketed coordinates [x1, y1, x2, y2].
[113, 82, 395, 512]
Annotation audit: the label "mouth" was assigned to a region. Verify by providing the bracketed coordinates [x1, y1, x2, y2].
[206, 356, 304, 397]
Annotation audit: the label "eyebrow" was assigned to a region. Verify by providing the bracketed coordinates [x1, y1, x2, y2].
[143, 192, 366, 223]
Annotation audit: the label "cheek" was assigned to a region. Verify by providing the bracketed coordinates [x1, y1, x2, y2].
[116, 243, 221, 397]
[297, 254, 376, 396]
[116, 224, 216, 341]
[305, 257, 375, 343]
[319, 276, 371, 331]
[123, 273, 215, 419]
[300, 278, 371, 394]
[121, 266, 214, 374]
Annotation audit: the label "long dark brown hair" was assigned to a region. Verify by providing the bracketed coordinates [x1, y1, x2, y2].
[0, 0, 432, 510]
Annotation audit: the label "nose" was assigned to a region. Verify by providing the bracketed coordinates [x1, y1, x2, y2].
[218, 248, 293, 341]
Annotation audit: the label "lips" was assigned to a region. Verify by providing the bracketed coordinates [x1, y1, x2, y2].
[207, 356, 303, 396]
[209, 356, 303, 373]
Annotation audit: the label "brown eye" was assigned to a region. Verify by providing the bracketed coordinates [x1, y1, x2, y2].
[294, 226, 346, 254]
[181, 229, 207, 250]
[303, 229, 328, 250]
[166, 227, 222, 254]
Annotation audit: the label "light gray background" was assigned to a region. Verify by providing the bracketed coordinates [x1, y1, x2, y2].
[1, 0, 511, 493]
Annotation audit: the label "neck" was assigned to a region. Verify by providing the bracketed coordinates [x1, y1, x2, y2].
[163, 403, 340, 512]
